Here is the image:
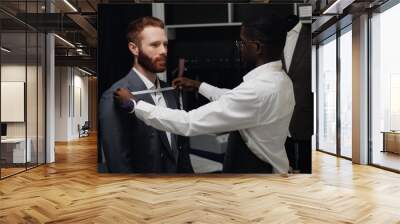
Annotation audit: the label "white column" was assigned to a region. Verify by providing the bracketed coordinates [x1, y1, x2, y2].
[45, 0, 55, 163]
[352, 14, 369, 164]
[46, 33, 55, 163]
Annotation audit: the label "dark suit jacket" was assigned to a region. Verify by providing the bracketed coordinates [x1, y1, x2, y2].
[287, 24, 313, 140]
[99, 69, 193, 173]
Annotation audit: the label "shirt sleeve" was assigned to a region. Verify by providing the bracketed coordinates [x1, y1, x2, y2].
[198, 82, 231, 101]
[134, 85, 262, 137]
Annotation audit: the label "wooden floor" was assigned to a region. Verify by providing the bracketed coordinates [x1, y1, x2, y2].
[1, 135, 400, 223]
[1, 163, 45, 178]
[372, 150, 400, 171]
[1, 167, 26, 178]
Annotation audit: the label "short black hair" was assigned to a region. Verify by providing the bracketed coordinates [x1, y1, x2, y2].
[242, 14, 287, 59]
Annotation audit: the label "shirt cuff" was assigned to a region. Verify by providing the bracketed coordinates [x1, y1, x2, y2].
[135, 100, 156, 119]
[128, 99, 137, 114]
[198, 82, 213, 99]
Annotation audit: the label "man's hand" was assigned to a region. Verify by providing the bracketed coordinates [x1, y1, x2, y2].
[113, 88, 137, 112]
[172, 77, 201, 92]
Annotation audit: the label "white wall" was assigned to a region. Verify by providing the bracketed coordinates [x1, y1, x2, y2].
[55, 66, 89, 141]
[1, 63, 46, 164]
[1, 64, 42, 137]
[55, 66, 69, 141]
[71, 71, 89, 139]
[1, 65, 27, 139]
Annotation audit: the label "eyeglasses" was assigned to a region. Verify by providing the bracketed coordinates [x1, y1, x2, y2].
[234, 40, 262, 49]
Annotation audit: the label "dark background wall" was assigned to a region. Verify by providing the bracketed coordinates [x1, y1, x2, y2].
[97, 3, 294, 98]
[97, 4, 152, 98]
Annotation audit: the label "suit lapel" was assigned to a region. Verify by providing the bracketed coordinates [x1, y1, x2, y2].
[128, 70, 178, 162]
[160, 81, 178, 110]
[125, 70, 155, 105]
[159, 81, 179, 162]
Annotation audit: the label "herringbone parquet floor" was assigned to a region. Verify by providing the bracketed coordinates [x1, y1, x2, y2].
[1, 134, 400, 223]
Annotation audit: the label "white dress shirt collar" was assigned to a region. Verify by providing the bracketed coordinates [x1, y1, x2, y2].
[291, 22, 302, 34]
[132, 67, 159, 90]
[242, 60, 283, 82]
[132, 67, 173, 148]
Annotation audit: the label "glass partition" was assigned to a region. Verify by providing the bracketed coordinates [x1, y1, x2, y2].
[1, 30, 28, 177]
[0, 1, 46, 179]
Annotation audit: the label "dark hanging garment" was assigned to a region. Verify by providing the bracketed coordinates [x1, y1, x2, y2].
[223, 131, 273, 173]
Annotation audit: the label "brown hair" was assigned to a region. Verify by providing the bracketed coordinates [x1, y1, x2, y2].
[126, 16, 165, 44]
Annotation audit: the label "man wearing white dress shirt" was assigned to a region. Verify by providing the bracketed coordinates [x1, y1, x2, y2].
[114, 15, 295, 173]
[283, 15, 313, 173]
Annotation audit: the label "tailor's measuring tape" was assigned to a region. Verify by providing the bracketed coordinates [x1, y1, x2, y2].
[178, 58, 185, 110]
[131, 86, 175, 96]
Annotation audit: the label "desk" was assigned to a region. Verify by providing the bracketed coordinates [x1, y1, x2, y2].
[1, 138, 31, 163]
[382, 131, 400, 154]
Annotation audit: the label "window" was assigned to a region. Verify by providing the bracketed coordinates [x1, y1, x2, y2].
[317, 36, 337, 154]
[339, 28, 352, 158]
[370, 2, 400, 171]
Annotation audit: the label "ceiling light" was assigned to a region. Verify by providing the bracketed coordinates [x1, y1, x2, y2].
[54, 34, 75, 48]
[323, 0, 354, 15]
[78, 67, 92, 76]
[1, 47, 11, 53]
[63, 0, 78, 12]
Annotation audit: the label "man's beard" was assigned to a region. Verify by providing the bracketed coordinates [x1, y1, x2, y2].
[138, 50, 166, 73]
